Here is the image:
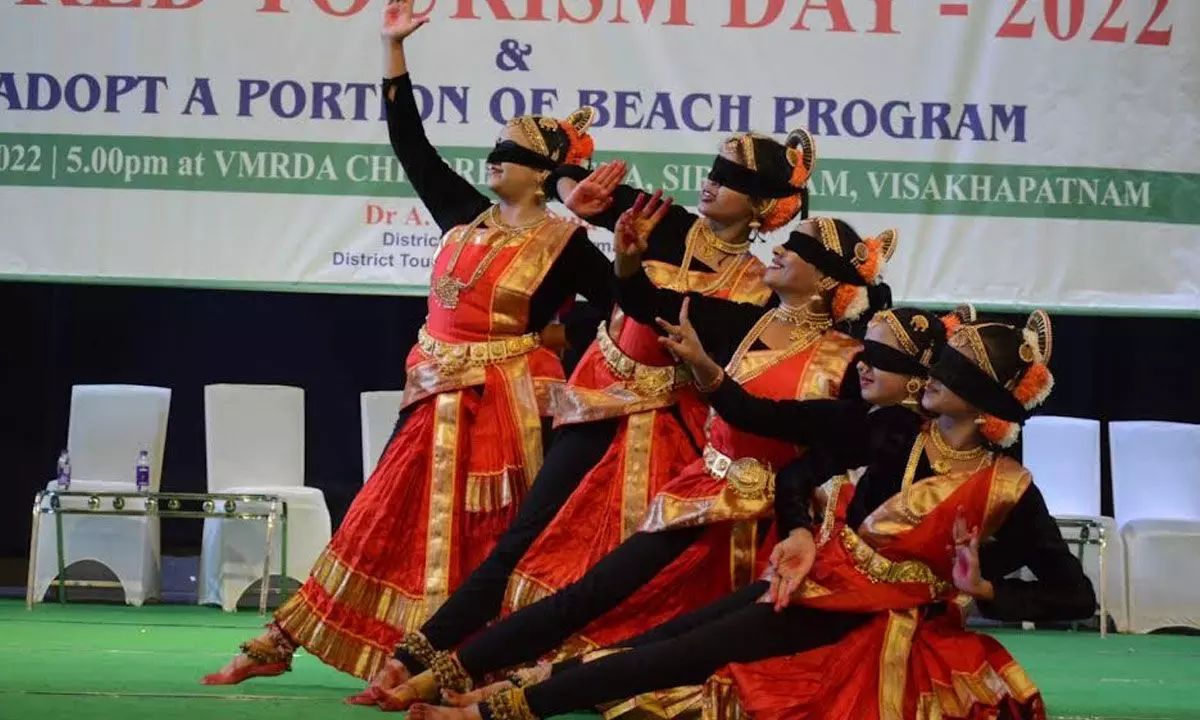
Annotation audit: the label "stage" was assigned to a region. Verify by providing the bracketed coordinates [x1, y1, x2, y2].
[1, 601, 1197, 720]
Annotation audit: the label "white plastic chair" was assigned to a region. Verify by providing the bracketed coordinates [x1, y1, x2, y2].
[1022, 416, 1124, 632]
[198, 384, 331, 611]
[32, 385, 171, 606]
[360, 391, 404, 483]
[1110, 421, 1200, 633]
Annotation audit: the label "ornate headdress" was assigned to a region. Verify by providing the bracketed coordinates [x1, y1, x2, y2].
[710, 129, 817, 230]
[782, 217, 897, 323]
[490, 107, 598, 171]
[864, 305, 976, 377]
[929, 311, 1056, 448]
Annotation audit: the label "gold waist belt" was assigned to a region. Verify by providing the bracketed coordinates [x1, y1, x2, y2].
[840, 526, 951, 597]
[702, 445, 774, 499]
[596, 322, 691, 397]
[418, 325, 540, 370]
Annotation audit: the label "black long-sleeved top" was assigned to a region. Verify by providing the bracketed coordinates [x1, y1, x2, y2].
[384, 74, 613, 348]
[706, 378, 1096, 623]
[614, 265, 776, 367]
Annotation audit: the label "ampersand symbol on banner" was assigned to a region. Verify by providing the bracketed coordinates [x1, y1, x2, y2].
[495, 39, 533, 72]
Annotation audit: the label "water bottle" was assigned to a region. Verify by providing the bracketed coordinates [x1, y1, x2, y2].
[136, 450, 151, 493]
[56, 449, 71, 491]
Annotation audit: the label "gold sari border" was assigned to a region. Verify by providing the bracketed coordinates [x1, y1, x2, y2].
[621, 411, 656, 540]
[879, 609, 919, 720]
[425, 392, 463, 611]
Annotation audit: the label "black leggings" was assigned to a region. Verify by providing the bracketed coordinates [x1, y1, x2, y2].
[520, 599, 870, 717]
[395, 419, 618, 672]
[456, 525, 707, 678]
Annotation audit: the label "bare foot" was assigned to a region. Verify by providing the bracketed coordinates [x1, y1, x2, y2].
[442, 680, 513, 706]
[409, 703, 481, 720]
[344, 658, 411, 705]
[200, 630, 292, 685]
[377, 670, 438, 712]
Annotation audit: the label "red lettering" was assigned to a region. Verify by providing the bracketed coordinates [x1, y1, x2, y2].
[313, 0, 367, 15]
[257, 0, 286, 12]
[867, 0, 897, 34]
[1135, 0, 1173, 46]
[725, 0, 783, 29]
[1090, 0, 1128, 43]
[452, 0, 516, 19]
[150, 0, 203, 6]
[521, 0, 550, 20]
[792, 0, 853, 31]
[610, 0, 690, 26]
[560, 0, 601, 23]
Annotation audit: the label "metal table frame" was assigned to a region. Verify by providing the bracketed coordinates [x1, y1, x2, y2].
[1055, 517, 1108, 638]
[27, 490, 288, 615]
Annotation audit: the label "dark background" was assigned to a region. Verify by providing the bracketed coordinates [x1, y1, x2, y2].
[2, 280, 1198, 578]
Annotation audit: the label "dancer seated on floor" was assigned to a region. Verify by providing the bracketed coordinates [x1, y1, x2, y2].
[201, 0, 615, 686]
[411, 312, 1096, 720]
[371, 207, 897, 711]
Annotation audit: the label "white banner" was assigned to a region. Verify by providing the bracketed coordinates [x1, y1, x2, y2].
[1, 0, 1197, 313]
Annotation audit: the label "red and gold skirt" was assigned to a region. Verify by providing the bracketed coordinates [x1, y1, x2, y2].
[274, 350, 559, 681]
[710, 605, 1045, 720]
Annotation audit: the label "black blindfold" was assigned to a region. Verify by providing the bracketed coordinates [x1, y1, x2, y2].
[708, 156, 800, 199]
[929, 347, 1026, 422]
[486, 141, 558, 171]
[861, 340, 927, 377]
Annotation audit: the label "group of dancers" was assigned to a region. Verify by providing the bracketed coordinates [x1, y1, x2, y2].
[201, 1, 1098, 717]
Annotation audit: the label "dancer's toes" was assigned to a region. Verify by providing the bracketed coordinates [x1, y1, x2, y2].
[409, 703, 479, 720]
[442, 680, 512, 706]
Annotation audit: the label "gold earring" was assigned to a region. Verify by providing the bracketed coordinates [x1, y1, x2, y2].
[534, 186, 546, 200]
[906, 378, 924, 395]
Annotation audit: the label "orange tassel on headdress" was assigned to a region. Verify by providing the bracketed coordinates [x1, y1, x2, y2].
[978, 414, 1021, 449]
[856, 238, 884, 285]
[559, 121, 594, 167]
[1014, 362, 1054, 411]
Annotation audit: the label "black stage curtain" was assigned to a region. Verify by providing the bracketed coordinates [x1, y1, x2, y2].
[1, 280, 1197, 560]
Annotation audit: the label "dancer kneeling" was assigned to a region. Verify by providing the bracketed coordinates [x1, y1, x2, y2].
[412, 311, 1095, 719]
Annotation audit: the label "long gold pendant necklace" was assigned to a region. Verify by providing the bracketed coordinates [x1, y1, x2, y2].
[431, 205, 550, 309]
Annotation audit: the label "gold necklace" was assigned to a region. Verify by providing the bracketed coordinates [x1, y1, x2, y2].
[698, 221, 751, 256]
[431, 205, 550, 309]
[773, 303, 832, 343]
[928, 423, 989, 474]
[672, 221, 748, 295]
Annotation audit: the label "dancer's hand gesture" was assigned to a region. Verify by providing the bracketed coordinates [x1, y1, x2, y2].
[563, 161, 627, 218]
[657, 298, 722, 390]
[765, 528, 817, 612]
[383, 0, 429, 43]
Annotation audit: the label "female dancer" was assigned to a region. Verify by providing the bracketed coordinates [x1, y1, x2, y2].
[426, 302, 971, 713]
[417, 312, 1095, 720]
[361, 87, 818, 705]
[201, 0, 615, 685]
[378, 208, 897, 710]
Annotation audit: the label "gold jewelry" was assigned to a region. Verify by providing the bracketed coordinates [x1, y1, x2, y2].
[772, 303, 832, 344]
[429, 650, 473, 693]
[398, 630, 438, 668]
[928, 423, 988, 474]
[485, 687, 537, 720]
[669, 221, 747, 295]
[431, 205, 551, 309]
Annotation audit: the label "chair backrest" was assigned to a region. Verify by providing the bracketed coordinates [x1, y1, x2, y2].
[204, 384, 304, 493]
[67, 384, 171, 489]
[1022, 416, 1102, 517]
[1110, 420, 1200, 527]
[360, 391, 404, 484]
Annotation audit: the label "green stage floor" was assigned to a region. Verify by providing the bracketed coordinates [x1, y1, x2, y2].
[0, 600, 1197, 719]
